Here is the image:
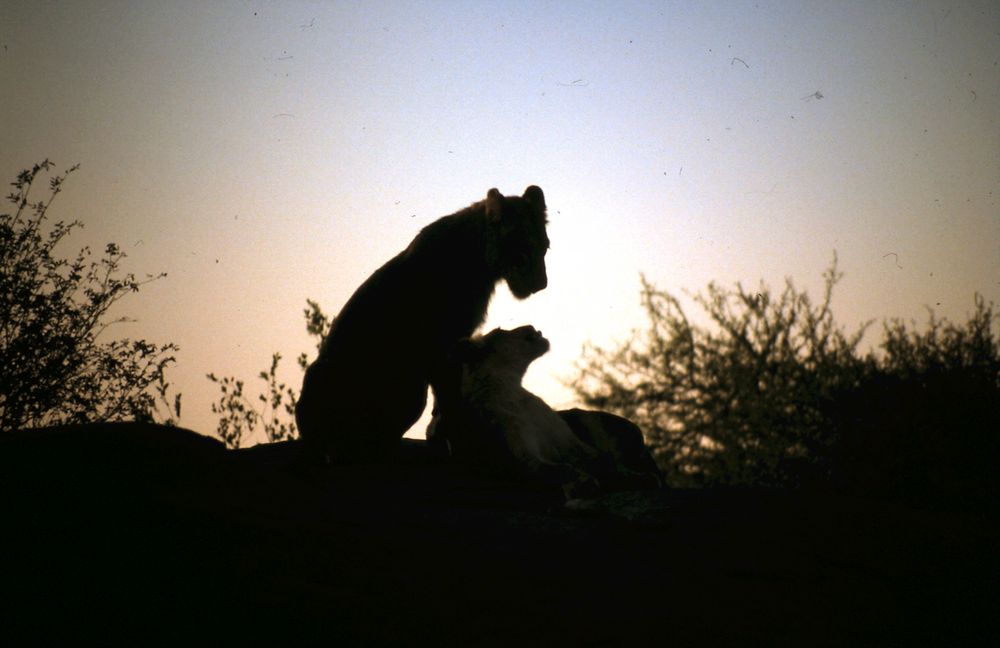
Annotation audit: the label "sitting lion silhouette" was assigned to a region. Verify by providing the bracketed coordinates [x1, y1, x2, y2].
[427, 326, 662, 498]
[296, 187, 549, 463]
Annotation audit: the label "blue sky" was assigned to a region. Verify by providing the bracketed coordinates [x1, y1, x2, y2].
[2, 1, 998, 441]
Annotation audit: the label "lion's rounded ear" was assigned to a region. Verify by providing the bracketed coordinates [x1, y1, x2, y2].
[523, 185, 545, 210]
[485, 188, 504, 223]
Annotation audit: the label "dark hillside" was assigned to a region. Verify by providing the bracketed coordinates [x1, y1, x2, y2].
[2, 423, 997, 645]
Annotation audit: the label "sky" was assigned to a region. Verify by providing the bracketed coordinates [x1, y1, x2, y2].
[2, 1, 998, 444]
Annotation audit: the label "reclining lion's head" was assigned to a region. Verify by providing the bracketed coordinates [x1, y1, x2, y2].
[453, 325, 549, 378]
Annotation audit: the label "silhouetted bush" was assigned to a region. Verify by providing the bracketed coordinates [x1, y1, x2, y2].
[570, 255, 867, 487]
[207, 300, 328, 448]
[571, 255, 999, 502]
[830, 296, 1000, 502]
[1, 161, 180, 431]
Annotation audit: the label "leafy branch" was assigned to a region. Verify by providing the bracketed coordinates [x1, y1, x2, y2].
[1, 160, 180, 431]
[208, 300, 329, 448]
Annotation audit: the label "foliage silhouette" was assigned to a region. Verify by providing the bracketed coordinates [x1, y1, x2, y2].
[570, 255, 868, 487]
[831, 294, 1000, 501]
[207, 299, 328, 448]
[570, 255, 999, 501]
[1, 161, 180, 431]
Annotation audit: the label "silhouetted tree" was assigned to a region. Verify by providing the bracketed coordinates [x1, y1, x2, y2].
[832, 295, 1000, 501]
[0, 161, 180, 431]
[570, 255, 868, 487]
[571, 255, 1000, 501]
[208, 299, 329, 448]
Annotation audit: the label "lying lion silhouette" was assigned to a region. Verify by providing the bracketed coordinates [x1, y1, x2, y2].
[428, 326, 662, 498]
[296, 187, 549, 463]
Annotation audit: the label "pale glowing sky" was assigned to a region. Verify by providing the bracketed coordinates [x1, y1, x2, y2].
[2, 1, 998, 443]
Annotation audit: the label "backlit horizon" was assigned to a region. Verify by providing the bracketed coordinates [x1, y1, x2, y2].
[2, 1, 997, 443]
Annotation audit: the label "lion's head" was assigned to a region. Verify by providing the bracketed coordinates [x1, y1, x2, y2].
[453, 325, 550, 380]
[484, 186, 549, 299]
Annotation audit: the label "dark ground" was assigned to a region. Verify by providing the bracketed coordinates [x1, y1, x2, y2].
[2, 423, 997, 646]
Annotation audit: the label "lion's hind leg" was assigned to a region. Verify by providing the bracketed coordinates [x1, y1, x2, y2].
[558, 409, 664, 491]
[510, 454, 602, 500]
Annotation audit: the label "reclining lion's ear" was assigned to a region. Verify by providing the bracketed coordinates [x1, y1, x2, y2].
[485, 188, 503, 224]
[522, 185, 545, 210]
